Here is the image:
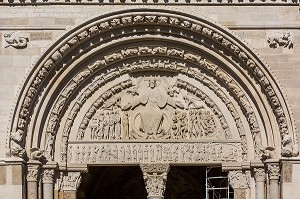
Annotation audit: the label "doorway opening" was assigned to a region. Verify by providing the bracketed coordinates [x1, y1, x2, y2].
[77, 166, 233, 199]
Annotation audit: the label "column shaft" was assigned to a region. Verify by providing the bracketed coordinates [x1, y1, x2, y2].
[269, 179, 279, 199]
[27, 181, 38, 199]
[255, 181, 265, 199]
[43, 183, 54, 199]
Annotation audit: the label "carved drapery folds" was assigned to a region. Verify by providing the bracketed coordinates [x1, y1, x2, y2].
[140, 163, 170, 199]
[8, 10, 298, 165]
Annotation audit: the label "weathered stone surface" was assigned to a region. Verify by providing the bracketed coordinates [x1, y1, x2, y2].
[0, 4, 299, 199]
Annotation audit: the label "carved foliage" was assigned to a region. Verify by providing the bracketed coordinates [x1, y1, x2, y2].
[60, 172, 82, 191]
[267, 164, 280, 180]
[42, 169, 55, 184]
[228, 170, 250, 189]
[140, 164, 170, 198]
[253, 168, 266, 182]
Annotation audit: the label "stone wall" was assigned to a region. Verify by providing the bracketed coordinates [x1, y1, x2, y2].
[1, 5, 299, 158]
[0, 4, 299, 199]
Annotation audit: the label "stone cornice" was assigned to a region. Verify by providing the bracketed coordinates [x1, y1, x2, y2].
[0, 0, 298, 5]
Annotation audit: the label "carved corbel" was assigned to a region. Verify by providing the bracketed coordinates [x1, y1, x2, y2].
[140, 163, 170, 199]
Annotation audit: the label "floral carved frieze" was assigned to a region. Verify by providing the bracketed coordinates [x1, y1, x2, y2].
[67, 142, 242, 164]
[10, 11, 296, 161]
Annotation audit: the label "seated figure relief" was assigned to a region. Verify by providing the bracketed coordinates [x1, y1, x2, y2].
[86, 75, 225, 141]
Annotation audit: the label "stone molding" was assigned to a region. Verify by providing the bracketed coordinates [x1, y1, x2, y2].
[0, 0, 297, 5]
[7, 9, 297, 163]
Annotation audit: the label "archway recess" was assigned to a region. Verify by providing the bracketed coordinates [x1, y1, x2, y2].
[7, 9, 298, 167]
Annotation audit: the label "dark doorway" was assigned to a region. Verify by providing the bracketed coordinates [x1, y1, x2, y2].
[78, 166, 231, 199]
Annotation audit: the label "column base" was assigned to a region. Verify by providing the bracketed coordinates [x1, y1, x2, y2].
[147, 196, 163, 199]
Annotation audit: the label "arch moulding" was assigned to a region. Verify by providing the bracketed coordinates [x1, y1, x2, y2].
[7, 9, 299, 171]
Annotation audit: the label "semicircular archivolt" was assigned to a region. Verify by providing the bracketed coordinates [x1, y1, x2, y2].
[9, 9, 297, 161]
[45, 45, 260, 162]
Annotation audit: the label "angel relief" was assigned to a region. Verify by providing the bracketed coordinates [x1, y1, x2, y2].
[85, 75, 226, 141]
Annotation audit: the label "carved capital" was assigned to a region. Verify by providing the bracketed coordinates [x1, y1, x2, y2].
[267, 164, 280, 180]
[27, 160, 41, 182]
[60, 172, 82, 191]
[42, 169, 55, 184]
[140, 163, 170, 199]
[228, 170, 250, 189]
[27, 167, 39, 182]
[253, 168, 266, 182]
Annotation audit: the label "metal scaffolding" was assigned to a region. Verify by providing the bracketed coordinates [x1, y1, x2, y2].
[205, 167, 233, 199]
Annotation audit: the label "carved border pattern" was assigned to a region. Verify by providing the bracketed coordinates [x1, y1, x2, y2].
[53, 49, 254, 161]
[55, 62, 248, 162]
[1, 0, 298, 5]
[11, 12, 294, 159]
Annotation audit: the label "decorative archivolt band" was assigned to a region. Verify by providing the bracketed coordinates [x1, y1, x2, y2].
[65, 58, 248, 161]
[9, 10, 296, 159]
[50, 44, 256, 162]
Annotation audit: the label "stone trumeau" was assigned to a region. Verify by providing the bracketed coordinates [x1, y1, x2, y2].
[0, 2, 299, 199]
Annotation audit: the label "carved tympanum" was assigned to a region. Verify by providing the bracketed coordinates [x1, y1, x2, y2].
[84, 75, 226, 141]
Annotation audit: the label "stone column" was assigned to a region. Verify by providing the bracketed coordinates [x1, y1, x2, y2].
[60, 172, 82, 199]
[140, 163, 170, 199]
[253, 168, 266, 199]
[27, 160, 41, 199]
[267, 163, 280, 199]
[42, 163, 57, 199]
[228, 170, 250, 199]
